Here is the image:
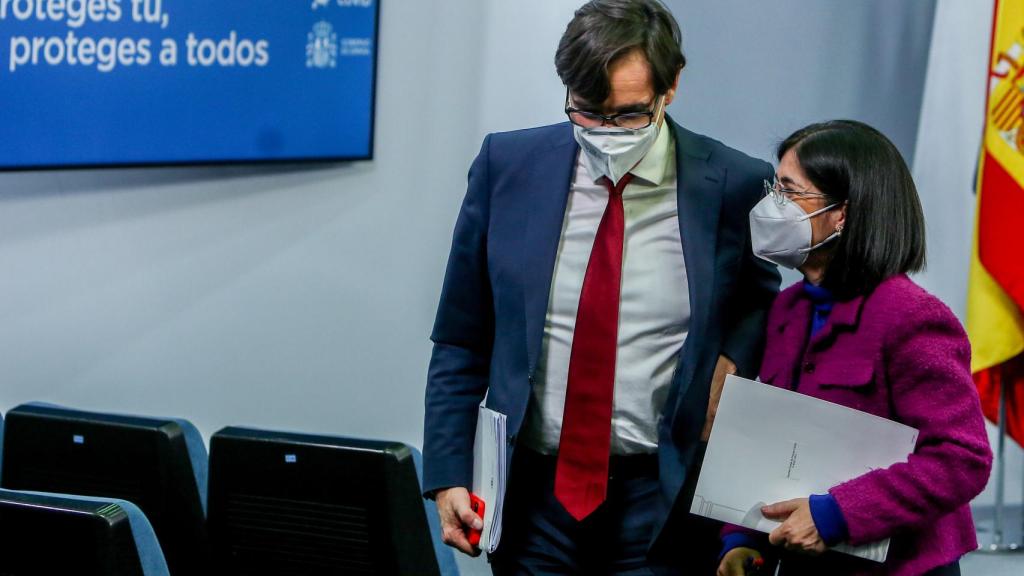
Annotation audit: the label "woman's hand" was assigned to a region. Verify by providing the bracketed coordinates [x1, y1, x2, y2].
[717, 547, 762, 576]
[763, 498, 827, 555]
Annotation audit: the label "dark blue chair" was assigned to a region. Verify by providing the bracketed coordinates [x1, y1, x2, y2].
[0, 403, 208, 575]
[207, 426, 458, 575]
[0, 488, 170, 575]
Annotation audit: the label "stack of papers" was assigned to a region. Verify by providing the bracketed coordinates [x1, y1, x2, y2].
[691, 375, 919, 563]
[472, 405, 508, 553]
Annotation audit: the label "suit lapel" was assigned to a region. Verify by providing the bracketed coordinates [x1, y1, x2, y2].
[524, 126, 579, 375]
[669, 120, 725, 406]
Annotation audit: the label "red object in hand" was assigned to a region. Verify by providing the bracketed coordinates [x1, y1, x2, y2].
[468, 493, 485, 547]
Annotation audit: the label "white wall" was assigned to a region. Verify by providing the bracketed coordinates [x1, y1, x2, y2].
[5, 0, 1016, 572]
[476, 2, 580, 133]
[666, 1, 935, 168]
[0, 0, 488, 450]
[911, 0, 1022, 513]
[0, 0, 940, 444]
[913, 0, 992, 324]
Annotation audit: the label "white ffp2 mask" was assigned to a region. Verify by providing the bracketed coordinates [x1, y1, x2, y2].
[749, 194, 839, 269]
[573, 122, 659, 186]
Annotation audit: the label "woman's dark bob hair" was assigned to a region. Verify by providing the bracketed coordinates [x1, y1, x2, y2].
[779, 120, 926, 298]
[555, 0, 685, 105]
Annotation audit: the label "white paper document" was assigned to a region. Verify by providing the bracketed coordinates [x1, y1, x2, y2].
[471, 404, 508, 553]
[691, 374, 919, 563]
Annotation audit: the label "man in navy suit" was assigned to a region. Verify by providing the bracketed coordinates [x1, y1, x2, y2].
[423, 1, 779, 573]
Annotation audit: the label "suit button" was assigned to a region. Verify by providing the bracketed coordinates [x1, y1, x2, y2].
[803, 362, 816, 374]
[507, 433, 517, 446]
[528, 375, 535, 385]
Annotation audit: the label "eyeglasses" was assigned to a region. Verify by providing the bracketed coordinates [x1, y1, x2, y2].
[564, 88, 662, 130]
[763, 178, 829, 205]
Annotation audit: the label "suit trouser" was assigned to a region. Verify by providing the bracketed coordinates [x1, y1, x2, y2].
[489, 448, 707, 576]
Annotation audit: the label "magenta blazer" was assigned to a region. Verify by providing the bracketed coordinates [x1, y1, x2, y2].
[757, 274, 992, 575]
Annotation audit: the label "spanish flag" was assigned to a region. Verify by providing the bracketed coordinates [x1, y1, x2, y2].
[969, 0, 1024, 447]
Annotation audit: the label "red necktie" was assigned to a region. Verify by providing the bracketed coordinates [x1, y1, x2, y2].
[554, 173, 633, 521]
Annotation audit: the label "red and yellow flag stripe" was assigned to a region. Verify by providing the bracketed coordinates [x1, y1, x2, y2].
[969, 0, 1024, 446]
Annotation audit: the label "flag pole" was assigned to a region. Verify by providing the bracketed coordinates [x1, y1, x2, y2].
[980, 367, 1022, 553]
[994, 376, 1007, 548]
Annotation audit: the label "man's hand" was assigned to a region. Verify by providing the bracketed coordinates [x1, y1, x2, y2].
[763, 498, 827, 555]
[702, 355, 737, 441]
[435, 486, 484, 556]
[717, 546, 762, 576]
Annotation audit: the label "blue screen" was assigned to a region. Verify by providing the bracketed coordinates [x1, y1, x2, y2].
[0, 0, 378, 169]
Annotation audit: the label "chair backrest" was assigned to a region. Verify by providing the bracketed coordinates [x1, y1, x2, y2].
[0, 403, 208, 576]
[0, 488, 170, 576]
[207, 426, 447, 575]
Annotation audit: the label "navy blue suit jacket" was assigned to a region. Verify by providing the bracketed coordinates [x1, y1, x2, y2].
[423, 118, 780, 552]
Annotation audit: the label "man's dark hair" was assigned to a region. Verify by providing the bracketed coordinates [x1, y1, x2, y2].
[778, 120, 927, 299]
[556, 0, 686, 105]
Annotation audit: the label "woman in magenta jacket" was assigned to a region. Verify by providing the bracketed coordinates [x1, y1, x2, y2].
[717, 120, 992, 576]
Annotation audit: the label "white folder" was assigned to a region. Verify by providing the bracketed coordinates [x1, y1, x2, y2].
[691, 374, 919, 563]
[471, 404, 508, 553]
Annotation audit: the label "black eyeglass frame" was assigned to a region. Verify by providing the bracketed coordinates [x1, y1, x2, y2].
[563, 88, 661, 130]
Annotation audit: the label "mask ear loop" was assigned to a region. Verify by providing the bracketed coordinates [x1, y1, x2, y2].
[796, 202, 837, 221]
[798, 229, 841, 254]
[796, 204, 842, 254]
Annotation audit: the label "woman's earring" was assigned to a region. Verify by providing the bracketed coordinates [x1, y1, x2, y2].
[836, 224, 844, 236]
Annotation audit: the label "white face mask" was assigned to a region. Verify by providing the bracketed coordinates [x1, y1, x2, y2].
[572, 101, 663, 186]
[749, 194, 839, 269]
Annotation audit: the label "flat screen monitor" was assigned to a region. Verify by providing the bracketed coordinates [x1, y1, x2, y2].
[0, 0, 380, 169]
[0, 403, 208, 576]
[207, 426, 440, 576]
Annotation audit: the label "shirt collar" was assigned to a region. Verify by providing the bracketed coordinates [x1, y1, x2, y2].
[629, 120, 673, 186]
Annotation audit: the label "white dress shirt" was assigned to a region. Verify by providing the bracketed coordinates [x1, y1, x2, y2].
[521, 123, 691, 455]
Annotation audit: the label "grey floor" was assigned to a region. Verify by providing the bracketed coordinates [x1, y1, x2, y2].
[451, 505, 1024, 576]
[965, 504, 1024, 576]
[961, 553, 1023, 576]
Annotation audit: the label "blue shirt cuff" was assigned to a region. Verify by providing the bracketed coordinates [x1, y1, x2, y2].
[809, 493, 849, 546]
[720, 532, 761, 561]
